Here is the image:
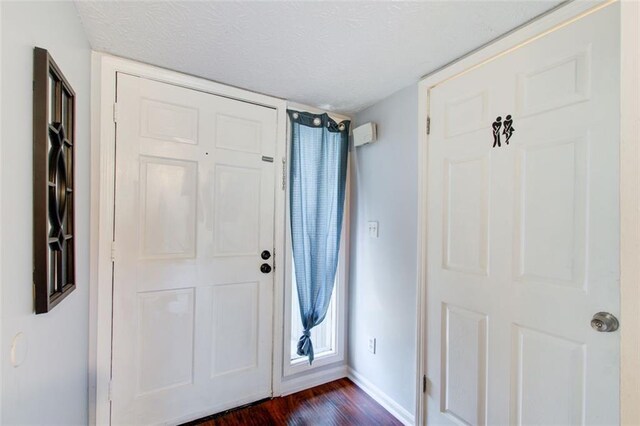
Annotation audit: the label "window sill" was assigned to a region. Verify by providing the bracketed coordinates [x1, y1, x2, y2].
[283, 349, 344, 377]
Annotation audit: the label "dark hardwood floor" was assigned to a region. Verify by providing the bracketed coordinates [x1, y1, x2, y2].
[184, 378, 402, 426]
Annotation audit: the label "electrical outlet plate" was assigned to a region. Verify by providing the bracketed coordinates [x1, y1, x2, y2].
[368, 221, 379, 238]
[368, 337, 376, 354]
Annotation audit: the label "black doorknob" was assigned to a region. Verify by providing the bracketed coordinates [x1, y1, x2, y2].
[260, 263, 272, 274]
[261, 250, 271, 260]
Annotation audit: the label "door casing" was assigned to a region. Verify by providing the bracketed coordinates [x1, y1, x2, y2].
[89, 53, 288, 425]
[415, 0, 640, 424]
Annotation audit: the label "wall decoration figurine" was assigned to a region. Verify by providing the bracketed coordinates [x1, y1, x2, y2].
[32, 47, 76, 314]
[503, 114, 515, 144]
[492, 116, 502, 147]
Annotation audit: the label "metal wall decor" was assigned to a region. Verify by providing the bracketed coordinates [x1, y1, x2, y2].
[492, 114, 515, 147]
[492, 116, 503, 147]
[33, 47, 76, 314]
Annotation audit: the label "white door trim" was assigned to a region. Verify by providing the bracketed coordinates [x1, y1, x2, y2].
[0, 3, 3, 421]
[89, 53, 288, 425]
[619, 1, 640, 424]
[415, 1, 638, 424]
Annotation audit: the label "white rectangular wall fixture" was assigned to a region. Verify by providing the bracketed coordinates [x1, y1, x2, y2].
[353, 122, 377, 147]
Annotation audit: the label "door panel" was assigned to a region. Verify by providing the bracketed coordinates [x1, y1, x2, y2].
[427, 4, 620, 425]
[213, 164, 261, 255]
[444, 91, 490, 138]
[140, 98, 199, 144]
[139, 157, 198, 259]
[511, 326, 585, 425]
[210, 281, 260, 376]
[443, 154, 490, 276]
[112, 74, 277, 425]
[441, 304, 488, 426]
[137, 289, 196, 395]
[516, 47, 591, 117]
[514, 135, 588, 287]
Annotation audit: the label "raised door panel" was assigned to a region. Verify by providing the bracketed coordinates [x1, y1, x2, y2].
[513, 136, 588, 289]
[445, 91, 489, 139]
[516, 47, 591, 117]
[215, 113, 262, 154]
[213, 96, 277, 158]
[139, 157, 198, 259]
[137, 289, 195, 395]
[511, 326, 585, 426]
[210, 282, 260, 377]
[213, 165, 261, 256]
[442, 304, 488, 426]
[443, 155, 490, 276]
[140, 98, 199, 145]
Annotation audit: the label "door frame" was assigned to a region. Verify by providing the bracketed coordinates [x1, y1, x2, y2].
[414, 0, 639, 424]
[89, 53, 288, 425]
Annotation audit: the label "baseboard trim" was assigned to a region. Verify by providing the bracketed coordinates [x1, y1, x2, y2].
[279, 364, 348, 396]
[348, 368, 415, 426]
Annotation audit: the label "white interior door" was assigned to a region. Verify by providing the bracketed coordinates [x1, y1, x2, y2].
[111, 73, 277, 425]
[426, 4, 620, 425]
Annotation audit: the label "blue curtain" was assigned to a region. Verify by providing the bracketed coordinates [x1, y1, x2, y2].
[288, 110, 350, 364]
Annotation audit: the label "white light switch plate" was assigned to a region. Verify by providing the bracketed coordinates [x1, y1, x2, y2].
[368, 221, 379, 238]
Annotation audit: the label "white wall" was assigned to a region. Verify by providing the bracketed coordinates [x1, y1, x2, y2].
[348, 84, 419, 416]
[1, 2, 91, 424]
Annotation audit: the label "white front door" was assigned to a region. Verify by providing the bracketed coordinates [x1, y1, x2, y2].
[426, 4, 620, 425]
[111, 74, 277, 425]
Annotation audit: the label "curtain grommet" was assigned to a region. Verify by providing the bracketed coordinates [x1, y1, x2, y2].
[313, 117, 321, 126]
[292, 112, 299, 119]
[338, 123, 346, 131]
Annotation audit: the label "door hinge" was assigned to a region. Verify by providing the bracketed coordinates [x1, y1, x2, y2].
[281, 158, 286, 191]
[111, 241, 116, 263]
[113, 102, 119, 123]
[426, 116, 431, 135]
[423, 375, 427, 393]
[273, 248, 276, 271]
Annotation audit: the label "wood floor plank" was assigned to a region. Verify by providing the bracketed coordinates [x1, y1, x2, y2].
[184, 378, 402, 426]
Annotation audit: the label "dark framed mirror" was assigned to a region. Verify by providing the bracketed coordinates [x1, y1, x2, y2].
[33, 47, 76, 314]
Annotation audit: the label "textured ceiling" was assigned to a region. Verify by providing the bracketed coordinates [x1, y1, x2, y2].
[75, 1, 564, 114]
